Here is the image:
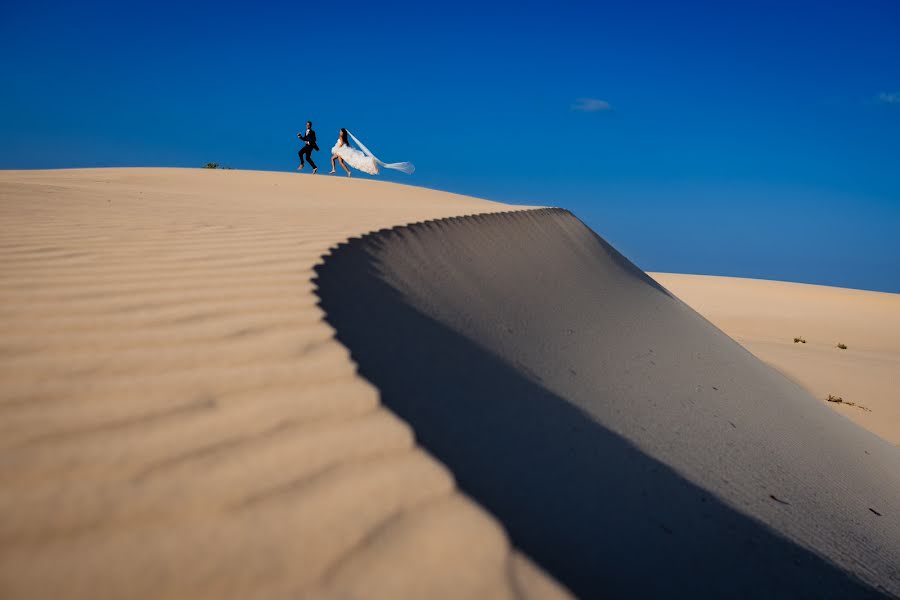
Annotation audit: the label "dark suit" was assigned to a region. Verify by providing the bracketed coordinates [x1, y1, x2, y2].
[298, 128, 319, 169]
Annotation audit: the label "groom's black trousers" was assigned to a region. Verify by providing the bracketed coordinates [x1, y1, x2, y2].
[298, 146, 317, 169]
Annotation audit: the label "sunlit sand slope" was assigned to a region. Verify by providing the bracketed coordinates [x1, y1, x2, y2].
[0, 168, 567, 599]
[651, 274, 900, 446]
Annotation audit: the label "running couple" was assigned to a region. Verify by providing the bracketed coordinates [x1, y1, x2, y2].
[297, 121, 415, 177]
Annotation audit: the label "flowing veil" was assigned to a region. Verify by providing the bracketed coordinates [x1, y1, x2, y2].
[347, 131, 415, 175]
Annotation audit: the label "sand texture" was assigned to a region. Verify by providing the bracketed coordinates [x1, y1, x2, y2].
[2, 168, 898, 598]
[0, 168, 568, 599]
[651, 274, 900, 446]
[316, 209, 899, 597]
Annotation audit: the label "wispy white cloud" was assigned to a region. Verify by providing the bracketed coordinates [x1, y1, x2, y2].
[876, 92, 900, 105]
[571, 98, 612, 112]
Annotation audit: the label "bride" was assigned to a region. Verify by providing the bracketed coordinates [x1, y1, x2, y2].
[329, 128, 415, 177]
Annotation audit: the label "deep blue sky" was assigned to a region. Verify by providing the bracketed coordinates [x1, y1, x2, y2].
[3, 1, 899, 292]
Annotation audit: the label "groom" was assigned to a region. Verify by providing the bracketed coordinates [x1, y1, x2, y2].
[297, 120, 319, 173]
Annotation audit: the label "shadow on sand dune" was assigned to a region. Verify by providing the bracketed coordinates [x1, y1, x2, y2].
[313, 209, 894, 598]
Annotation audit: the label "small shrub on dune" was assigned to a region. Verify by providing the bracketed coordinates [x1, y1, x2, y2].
[204, 162, 219, 169]
[837, 342, 848, 350]
[825, 394, 871, 412]
[793, 336, 806, 344]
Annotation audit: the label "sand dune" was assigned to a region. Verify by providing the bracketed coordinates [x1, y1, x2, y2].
[316, 209, 900, 597]
[651, 274, 900, 446]
[0, 168, 567, 599]
[2, 169, 898, 598]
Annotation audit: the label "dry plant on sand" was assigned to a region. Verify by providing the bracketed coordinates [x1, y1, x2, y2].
[826, 394, 870, 412]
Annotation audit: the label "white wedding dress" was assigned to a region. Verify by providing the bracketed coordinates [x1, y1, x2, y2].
[332, 139, 379, 175]
[331, 131, 415, 175]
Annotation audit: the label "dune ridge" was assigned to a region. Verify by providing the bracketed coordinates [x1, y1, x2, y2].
[315, 207, 900, 598]
[0, 168, 568, 599]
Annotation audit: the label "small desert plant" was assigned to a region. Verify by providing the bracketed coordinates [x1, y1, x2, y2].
[837, 342, 847, 350]
[204, 162, 219, 169]
[825, 394, 871, 411]
[793, 336, 806, 344]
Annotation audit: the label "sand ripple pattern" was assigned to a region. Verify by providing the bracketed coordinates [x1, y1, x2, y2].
[0, 169, 568, 599]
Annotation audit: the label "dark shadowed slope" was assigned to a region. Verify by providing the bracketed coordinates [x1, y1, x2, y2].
[314, 208, 900, 598]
